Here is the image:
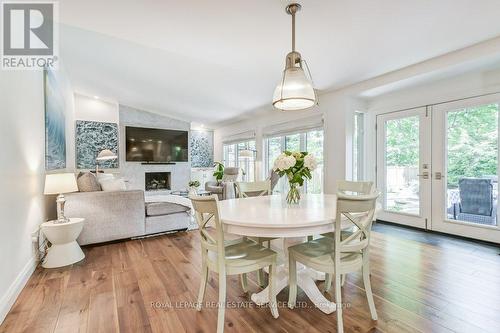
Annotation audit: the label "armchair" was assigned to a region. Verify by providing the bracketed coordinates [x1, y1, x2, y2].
[205, 167, 239, 200]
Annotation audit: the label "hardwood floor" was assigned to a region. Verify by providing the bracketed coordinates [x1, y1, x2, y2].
[1, 223, 499, 333]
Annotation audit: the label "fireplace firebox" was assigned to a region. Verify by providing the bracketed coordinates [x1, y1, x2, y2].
[145, 172, 171, 191]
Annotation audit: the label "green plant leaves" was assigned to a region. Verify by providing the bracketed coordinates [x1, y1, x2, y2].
[213, 161, 225, 181]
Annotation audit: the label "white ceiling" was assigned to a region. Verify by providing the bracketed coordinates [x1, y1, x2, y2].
[59, 0, 500, 125]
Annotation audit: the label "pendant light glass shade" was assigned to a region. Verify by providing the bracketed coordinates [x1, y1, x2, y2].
[273, 66, 316, 111]
[272, 3, 317, 111]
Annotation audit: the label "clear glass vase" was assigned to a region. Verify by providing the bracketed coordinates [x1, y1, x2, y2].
[286, 182, 301, 204]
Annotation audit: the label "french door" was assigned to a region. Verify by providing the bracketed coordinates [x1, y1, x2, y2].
[376, 95, 500, 243]
[431, 95, 500, 243]
[376, 107, 431, 229]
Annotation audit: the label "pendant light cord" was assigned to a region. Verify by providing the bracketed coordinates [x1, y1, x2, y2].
[291, 9, 296, 52]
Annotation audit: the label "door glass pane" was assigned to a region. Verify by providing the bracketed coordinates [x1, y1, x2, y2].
[385, 116, 420, 215]
[285, 134, 300, 151]
[446, 104, 498, 226]
[306, 130, 324, 194]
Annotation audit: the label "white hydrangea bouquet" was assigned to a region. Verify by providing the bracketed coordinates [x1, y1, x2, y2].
[273, 151, 317, 204]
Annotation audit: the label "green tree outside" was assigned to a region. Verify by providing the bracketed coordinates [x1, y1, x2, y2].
[386, 116, 419, 167]
[447, 104, 498, 187]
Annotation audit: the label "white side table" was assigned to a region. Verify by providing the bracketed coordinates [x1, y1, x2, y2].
[41, 218, 85, 268]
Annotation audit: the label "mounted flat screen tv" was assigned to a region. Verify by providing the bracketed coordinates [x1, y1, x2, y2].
[125, 126, 189, 162]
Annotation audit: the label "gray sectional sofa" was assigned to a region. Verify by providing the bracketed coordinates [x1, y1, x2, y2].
[65, 190, 191, 245]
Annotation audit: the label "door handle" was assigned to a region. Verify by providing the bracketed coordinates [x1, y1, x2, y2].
[417, 172, 429, 179]
[435, 172, 442, 180]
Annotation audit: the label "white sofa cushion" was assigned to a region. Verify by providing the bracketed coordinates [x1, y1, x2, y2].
[99, 177, 127, 191]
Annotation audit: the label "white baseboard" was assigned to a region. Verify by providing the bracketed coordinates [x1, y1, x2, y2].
[0, 257, 37, 325]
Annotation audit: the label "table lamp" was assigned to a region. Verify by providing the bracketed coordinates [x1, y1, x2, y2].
[44, 173, 78, 223]
[95, 149, 118, 173]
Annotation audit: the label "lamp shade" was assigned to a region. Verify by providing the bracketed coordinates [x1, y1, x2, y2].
[239, 149, 254, 158]
[96, 149, 118, 161]
[272, 67, 316, 111]
[44, 173, 78, 195]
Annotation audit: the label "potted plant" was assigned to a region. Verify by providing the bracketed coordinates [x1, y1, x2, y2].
[213, 162, 225, 184]
[188, 180, 200, 195]
[273, 151, 317, 204]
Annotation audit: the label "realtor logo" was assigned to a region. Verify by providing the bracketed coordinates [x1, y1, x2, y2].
[1, 1, 59, 69]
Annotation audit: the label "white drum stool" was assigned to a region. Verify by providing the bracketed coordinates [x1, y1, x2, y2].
[41, 218, 85, 268]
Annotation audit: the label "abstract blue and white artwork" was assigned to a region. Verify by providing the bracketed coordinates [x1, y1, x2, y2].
[75, 121, 119, 169]
[44, 69, 67, 170]
[190, 130, 213, 168]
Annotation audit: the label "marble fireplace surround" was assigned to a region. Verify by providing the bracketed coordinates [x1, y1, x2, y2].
[119, 105, 191, 192]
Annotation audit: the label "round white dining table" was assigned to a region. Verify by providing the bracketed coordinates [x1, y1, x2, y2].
[218, 193, 341, 314]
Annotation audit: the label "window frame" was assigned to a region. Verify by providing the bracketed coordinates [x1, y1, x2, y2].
[353, 111, 365, 181]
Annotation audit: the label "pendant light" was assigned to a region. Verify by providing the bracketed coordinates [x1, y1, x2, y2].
[272, 3, 317, 111]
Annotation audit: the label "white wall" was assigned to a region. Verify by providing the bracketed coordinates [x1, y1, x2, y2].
[367, 67, 500, 113]
[0, 64, 75, 324]
[74, 93, 119, 123]
[0, 71, 46, 323]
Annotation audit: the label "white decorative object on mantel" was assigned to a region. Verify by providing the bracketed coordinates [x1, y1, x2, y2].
[41, 218, 85, 268]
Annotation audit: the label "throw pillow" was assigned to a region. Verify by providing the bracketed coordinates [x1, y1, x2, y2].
[99, 177, 127, 192]
[77, 172, 101, 192]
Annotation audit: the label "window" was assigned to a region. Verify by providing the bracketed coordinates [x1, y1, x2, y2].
[305, 129, 324, 194]
[264, 129, 324, 194]
[265, 137, 281, 174]
[223, 144, 236, 167]
[285, 133, 300, 151]
[353, 112, 365, 181]
[223, 140, 256, 181]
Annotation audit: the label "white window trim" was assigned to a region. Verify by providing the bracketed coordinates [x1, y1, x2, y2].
[353, 111, 366, 181]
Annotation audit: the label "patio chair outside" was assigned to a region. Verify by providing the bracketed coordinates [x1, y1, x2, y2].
[452, 178, 497, 225]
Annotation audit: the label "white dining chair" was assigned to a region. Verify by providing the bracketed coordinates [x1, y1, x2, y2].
[323, 180, 375, 290]
[337, 180, 374, 195]
[190, 195, 279, 333]
[288, 190, 380, 333]
[235, 180, 277, 287]
[235, 180, 272, 198]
